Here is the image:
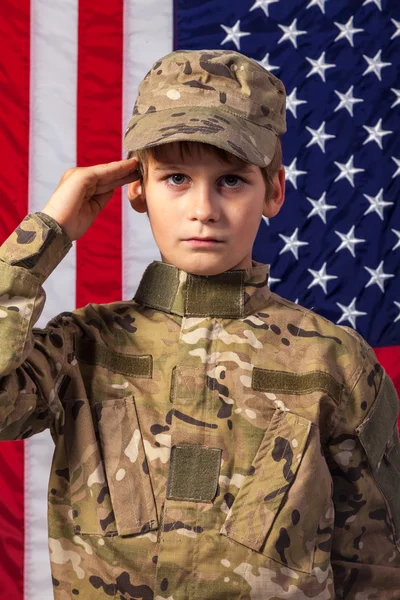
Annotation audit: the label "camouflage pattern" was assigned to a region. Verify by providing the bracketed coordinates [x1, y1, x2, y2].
[123, 49, 286, 168]
[1, 212, 400, 599]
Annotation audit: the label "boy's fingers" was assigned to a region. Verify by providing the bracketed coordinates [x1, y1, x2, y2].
[96, 173, 139, 195]
[91, 158, 139, 185]
[95, 171, 140, 195]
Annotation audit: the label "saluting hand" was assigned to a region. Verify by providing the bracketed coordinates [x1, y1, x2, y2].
[40, 158, 139, 241]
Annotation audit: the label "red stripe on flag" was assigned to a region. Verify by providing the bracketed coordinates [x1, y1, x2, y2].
[0, 1, 30, 598]
[76, 0, 124, 307]
[374, 345, 400, 429]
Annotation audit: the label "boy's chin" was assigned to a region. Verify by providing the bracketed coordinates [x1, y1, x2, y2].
[161, 254, 234, 276]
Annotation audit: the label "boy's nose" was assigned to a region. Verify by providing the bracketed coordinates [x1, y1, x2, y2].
[187, 185, 220, 222]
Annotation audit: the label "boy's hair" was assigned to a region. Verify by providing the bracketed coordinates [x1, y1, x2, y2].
[128, 138, 282, 201]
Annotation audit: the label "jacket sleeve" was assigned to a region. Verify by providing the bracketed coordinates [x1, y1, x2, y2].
[328, 326, 400, 598]
[0, 212, 73, 440]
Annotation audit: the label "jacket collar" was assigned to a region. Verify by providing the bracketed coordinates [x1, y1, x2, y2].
[134, 260, 271, 318]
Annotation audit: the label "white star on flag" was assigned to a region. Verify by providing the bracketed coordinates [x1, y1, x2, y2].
[286, 87, 307, 118]
[306, 0, 329, 13]
[363, 188, 393, 220]
[334, 86, 363, 116]
[306, 51, 336, 82]
[308, 262, 338, 294]
[334, 16, 363, 47]
[335, 226, 366, 258]
[362, 50, 391, 81]
[279, 227, 309, 260]
[392, 157, 400, 178]
[392, 229, 400, 251]
[336, 298, 367, 329]
[334, 155, 365, 187]
[390, 88, 400, 108]
[262, 215, 270, 227]
[278, 18, 307, 49]
[364, 261, 395, 293]
[363, 0, 382, 9]
[268, 272, 281, 287]
[363, 118, 392, 149]
[306, 121, 336, 153]
[220, 20, 251, 50]
[250, 0, 280, 17]
[307, 192, 336, 224]
[284, 158, 307, 189]
[394, 301, 400, 323]
[391, 18, 400, 40]
[257, 52, 279, 72]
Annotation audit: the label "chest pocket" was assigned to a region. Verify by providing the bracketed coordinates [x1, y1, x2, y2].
[64, 338, 158, 537]
[221, 408, 327, 574]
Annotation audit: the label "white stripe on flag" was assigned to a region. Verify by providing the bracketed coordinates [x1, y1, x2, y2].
[26, 1, 78, 598]
[122, 0, 174, 301]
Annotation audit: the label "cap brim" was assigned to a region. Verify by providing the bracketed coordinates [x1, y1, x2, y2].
[123, 106, 277, 168]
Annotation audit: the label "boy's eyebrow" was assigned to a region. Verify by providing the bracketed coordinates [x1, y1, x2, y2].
[153, 163, 256, 173]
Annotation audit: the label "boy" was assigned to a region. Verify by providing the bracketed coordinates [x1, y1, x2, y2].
[0, 49, 399, 599]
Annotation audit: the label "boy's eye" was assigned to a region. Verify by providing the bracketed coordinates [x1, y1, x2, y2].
[167, 174, 187, 186]
[164, 174, 245, 188]
[222, 175, 243, 187]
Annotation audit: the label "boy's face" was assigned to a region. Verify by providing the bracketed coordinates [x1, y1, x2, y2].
[128, 143, 285, 276]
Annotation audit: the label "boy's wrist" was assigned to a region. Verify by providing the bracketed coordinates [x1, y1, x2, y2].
[35, 211, 73, 243]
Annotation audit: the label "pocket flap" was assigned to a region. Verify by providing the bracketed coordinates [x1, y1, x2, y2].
[221, 409, 311, 552]
[97, 397, 159, 536]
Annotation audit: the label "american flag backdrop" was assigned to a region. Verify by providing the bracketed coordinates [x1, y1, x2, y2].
[0, 0, 399, 597]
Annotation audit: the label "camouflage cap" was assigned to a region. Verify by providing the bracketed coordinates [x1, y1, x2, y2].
[123, 49, 286, 167]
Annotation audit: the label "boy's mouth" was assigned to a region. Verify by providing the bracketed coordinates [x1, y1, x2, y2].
[186, 237, 222, 242]
[184, 238, 223, 247]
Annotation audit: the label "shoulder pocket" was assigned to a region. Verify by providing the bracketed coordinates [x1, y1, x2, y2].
[357, 372, 400, 546]
[221, 409, 327, 574]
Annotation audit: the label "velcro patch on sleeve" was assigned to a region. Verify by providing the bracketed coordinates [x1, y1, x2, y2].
[358, 373, 400, 542]
[167, 445, 222, 503]
[358, 374, 399, 470]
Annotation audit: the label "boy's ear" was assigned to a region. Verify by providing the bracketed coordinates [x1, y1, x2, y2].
[127, 178, 147, 214]
[262, 166, 285, 219]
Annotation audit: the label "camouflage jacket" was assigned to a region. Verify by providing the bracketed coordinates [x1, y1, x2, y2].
[1, 212, 400, 600]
